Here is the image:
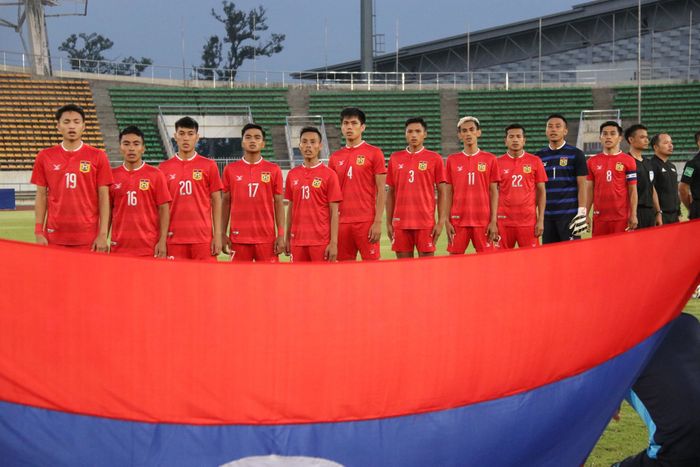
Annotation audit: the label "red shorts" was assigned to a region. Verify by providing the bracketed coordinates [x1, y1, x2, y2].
[338, 222, 380, 261]
[230, 242, 278, 262]
[110, 248, 152, 258]
[592, 219, 628, 237]
[290, 244, 328, 262]
[167, 243, 218, 261]
[49, 243, 92, 251]
[392, 228, 435, 253]
[497, 225, 539, 249]
[447, 226, 492, 254]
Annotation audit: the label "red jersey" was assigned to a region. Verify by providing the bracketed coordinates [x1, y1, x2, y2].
[497, 152, 548, 227]
[285, 162, 343, 246]
[159, 153, 223, 244]
[110, 163, 172, 256]
[386, 147, 446, 229]
[222, 158, 283, 244]
[446, 150, 501, 227]
[587, 152, 638, 221]
[329, 141, 386, 224]
[30, 142, 113, 245]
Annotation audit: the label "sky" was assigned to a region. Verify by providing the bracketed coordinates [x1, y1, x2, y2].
[0, 0, 579, 73]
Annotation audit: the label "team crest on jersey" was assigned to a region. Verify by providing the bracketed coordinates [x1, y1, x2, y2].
[615, 162, 624, 172]
[261, 172, 271, 183]
[477, 162, 487, 172]
[193, 169, 203, 180]
[523, 164, 532, 174]
[559, 157, 568, 166]
[79, 161, 91, 173]
[312, 177, 323, 188]
[418, 161, 428, 171]
[139, 179, 150, 191]
[356, 155, 365, 166]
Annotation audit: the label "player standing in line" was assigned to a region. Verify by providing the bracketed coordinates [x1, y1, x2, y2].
[649, 133, 681, 224]
[329, 107, 386, 261]
[31, 104, 112, 251]
[220, 124, 284, 262]
[496, 124, 547, 249]
[585, 121, 638, 236]
[534, 114, 588, 242]
[110, 126, 171, 257]
[159, 117, 223, 261]
[284, 127, 342, 262]
[385, 117, 447, 258]
[624, 124, 662, 229]
[444, 116, 499, 254]
[679, 130, 700, 220]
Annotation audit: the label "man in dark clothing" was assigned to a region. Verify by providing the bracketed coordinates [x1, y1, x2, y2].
[679, 131, 700, 220]
[624, 124, 662, 228]
[649, 133, 681, 224]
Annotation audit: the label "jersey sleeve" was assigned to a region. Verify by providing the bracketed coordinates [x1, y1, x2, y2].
[626, 158, 638, 185]
[208, 160, 223, 193]
[574, 149, 588, 177]
[445, 157, 453, 184]
[386, 157, 395, 187]
[535, 159, 548, 183]
[327, 171, 343, 203]
[681, 161, 696, 184]
[284, 173, 293, 201]
[489, 157, 501, 183]
[222, 165, 231, 193]
[434, 155, 447, 184]
[586, 158, 594, 181]
[96, 151, 113, 187]
[373, 148, 387, 175]
[273, 165, 283, 196]
[30, 152, 47, 187]
[155, 170, 172, 205]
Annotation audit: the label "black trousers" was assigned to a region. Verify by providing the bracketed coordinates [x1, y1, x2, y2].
[690, 201, 699, 220]
[662, 211, 679, 224]
[637, 207, 656, 229]
[542, 215, 580, 244]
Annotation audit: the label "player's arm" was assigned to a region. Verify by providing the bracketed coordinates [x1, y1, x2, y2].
[444, 183, 455, 243]
[535, 182, 546, 237]
[34, 185, 48, 245]
[385, 186, 395, 242]
[487, 182, 499, 242]
[274, 193, 285, 255]
[679, 182, 691, 211]
[284, 200, 293, 256]
[369, 174, 387, 243]
[220, 191, 232, 254]
[627, 183, 639, 230]
[326, 202, 339, 262]
[91, 185, 111, 253]
[210, 190, 222, 256]
[652, 186, 663, 226]
[155, 203, 170, 258]
[585, 179, 594, 229]
[577, 175, 587, 212]
[431, 182, 447, 241]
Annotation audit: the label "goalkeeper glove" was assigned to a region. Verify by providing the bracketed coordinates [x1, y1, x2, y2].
[568, 207, 588, 237]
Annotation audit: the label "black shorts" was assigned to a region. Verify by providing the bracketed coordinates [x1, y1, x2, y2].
[542, 215, 581, 244]
[637, 207, 656, 229]
[690, 202, 700, 220]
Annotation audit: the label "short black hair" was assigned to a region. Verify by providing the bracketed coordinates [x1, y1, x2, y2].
[119, 125, 145, 143]
[694, 130, 700, 145]
[599, 121, 622, 135]
[505, 123, 526, 136]
[624, 124, 648, 144]
[299, 126, 322, 141]
[241, 123, 266, 139]
[340, 107, 366, 125]
[405, 117, 427, 130]
[55, 104, 85, 121]
[546, 114, 568, 127]
[175, 116, 199, 132]
[650, 132, 670, 149]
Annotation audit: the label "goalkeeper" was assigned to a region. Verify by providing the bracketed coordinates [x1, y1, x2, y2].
[534, 114, 589, 243]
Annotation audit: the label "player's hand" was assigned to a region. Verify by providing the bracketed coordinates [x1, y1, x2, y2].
[386, 224, 394, 243]
[535, 220, 544, 238]
[568, 213, 587, 237]
[325, 242, 338, 262]
[91, 233, 109, 253]
[154, 240, 167, 259]
[221, 235, 232, 255]
[431, 222, 444, 242]
[284, 237, 291, 256]
[486, 221, 499, 243]
[274, 235, 285, 255]
[586, 215, 592, 232]
[655, 212, 663, 226]
[628, 214, 638, 231]
[445, 222, 456, 244]
[211, 236, 222, 256]
[368, 220, 382, 244]
[35, 234, 48, 246]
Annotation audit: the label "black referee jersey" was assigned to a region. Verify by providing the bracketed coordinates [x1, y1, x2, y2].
[650, 155, 681, 223]
[680, 151, 700, 219]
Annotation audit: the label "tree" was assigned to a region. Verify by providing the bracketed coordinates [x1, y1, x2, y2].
[58, 33, 152, 76]
[199, 2, 285, 81]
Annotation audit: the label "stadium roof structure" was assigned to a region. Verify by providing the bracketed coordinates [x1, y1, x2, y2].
[300, 0, 700, 78]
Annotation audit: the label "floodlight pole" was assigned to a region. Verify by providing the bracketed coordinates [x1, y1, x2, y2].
[360, 0, 373, 72]
[25, 0, 51, 76]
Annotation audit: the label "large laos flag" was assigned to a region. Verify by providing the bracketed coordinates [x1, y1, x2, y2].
[0, 221, 699, 466]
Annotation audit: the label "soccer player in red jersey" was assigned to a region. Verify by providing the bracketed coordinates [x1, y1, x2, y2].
[31, 104, 113, 251]
[386, 117, 447, 258]
[329, 107, 386, 261]
[109, 126, 171, 258]
[159, 117, 223, 260]
[445, 116, 500, 254]
[221, 123, 285, 262]
[585, 121, 638, 236]
[496, 124, 547, 249]
[284, 127, 342, 262]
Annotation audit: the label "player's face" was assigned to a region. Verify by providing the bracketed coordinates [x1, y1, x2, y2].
[242, 128, 265, 154]
[545, 118, 568, 143]
[56, 111, 85, 143]
[505, 129, 525, 152]
[405, 123, 426, 148]
[458, 121, 481, 147]
[119, 134, 145, 164]
[600, 127, 622, 151]
[655, 134, 673, 157]
[341, 117, 365, 142]
[628, 129, 649, 150]
[174, 127, 199, 154]
[299, 132, 321, 161]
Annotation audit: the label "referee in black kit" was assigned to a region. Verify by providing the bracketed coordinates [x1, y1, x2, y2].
[649, 133, 681, 224]
[679, 131, 700, 220]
